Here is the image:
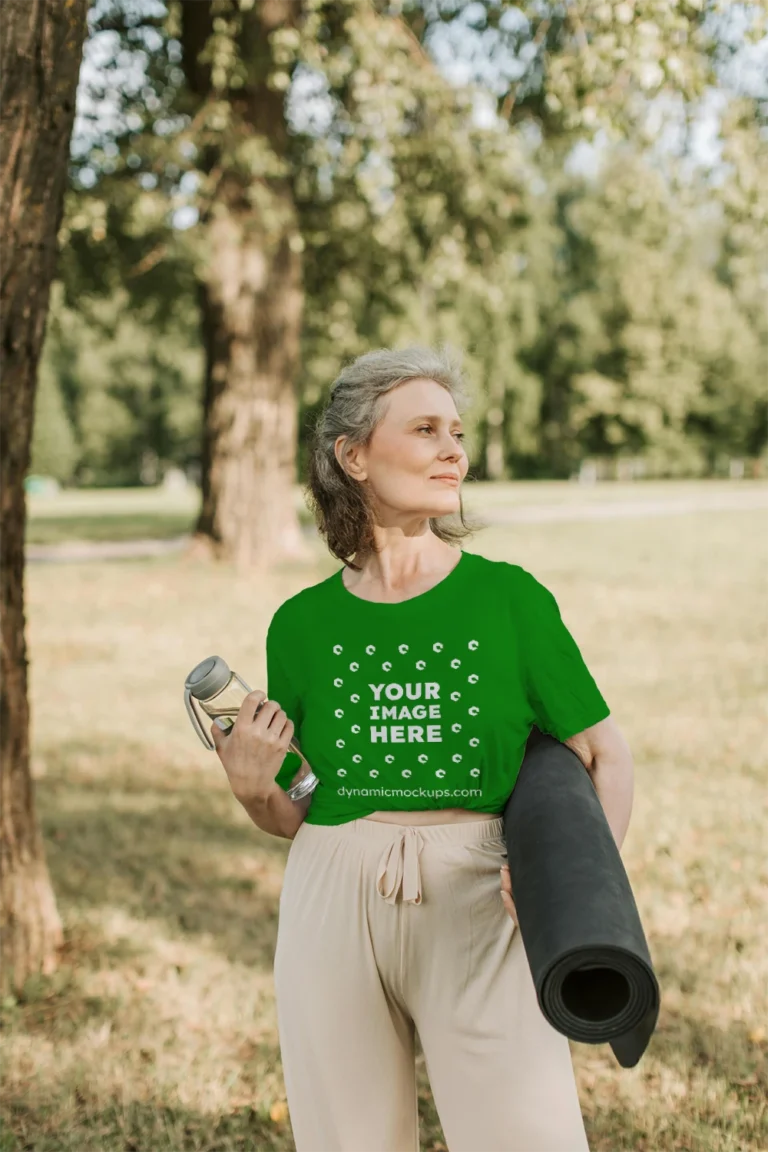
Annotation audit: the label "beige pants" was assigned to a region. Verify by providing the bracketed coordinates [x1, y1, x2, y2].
[274, 816, 590, 1152]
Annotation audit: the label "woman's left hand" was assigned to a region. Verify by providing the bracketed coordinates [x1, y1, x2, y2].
[500, 864, 517, 924]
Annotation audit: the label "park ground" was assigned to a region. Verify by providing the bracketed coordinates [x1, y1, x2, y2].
[1, 479, 767, 1151]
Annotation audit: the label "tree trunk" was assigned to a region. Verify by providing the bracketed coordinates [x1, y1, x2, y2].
[0, 0, 89, 994]
[180, 0, 312, 576]
[194, 206, 309, 574]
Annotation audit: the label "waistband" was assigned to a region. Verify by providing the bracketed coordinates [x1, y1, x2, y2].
[298, 816, 505, 907]
[302, 815, 505, 847]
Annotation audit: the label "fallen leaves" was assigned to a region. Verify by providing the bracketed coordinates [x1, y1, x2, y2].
[269, 1099, 288, 1123]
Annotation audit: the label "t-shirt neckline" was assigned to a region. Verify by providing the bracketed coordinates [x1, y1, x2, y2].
[334, 549, 471, 609]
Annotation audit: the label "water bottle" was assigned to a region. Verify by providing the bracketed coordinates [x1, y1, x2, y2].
[184, 655, 318, 802]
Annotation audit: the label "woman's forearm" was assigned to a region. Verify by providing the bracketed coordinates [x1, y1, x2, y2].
[238, 780, 309, 840]
[590, 753, 635, 853]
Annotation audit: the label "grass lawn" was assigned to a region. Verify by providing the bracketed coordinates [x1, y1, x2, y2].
[3, 482, 767, 1151]
[24, 478, 767, 545]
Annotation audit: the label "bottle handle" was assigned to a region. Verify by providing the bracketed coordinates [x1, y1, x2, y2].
[185, 688, 215, 750]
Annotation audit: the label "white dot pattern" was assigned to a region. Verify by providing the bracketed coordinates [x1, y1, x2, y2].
[328, 638, 482, 781]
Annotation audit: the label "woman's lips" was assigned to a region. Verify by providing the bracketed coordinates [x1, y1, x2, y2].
[432, 476, 459, 484]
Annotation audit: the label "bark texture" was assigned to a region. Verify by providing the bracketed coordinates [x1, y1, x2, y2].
[0, 0, 89, 994]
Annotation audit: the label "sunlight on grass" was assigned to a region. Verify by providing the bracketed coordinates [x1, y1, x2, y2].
[3, 483, 767, 1151]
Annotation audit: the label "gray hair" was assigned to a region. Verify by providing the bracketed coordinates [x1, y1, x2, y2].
[304, 344, 488, 570]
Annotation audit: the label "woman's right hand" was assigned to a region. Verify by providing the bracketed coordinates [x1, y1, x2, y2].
[210, 689, 294, 805]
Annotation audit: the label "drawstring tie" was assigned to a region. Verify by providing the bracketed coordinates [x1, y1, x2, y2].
[375, 827, 425, 904]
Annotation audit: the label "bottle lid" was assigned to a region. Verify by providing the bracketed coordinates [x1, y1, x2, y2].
[185, 655, 231, 701]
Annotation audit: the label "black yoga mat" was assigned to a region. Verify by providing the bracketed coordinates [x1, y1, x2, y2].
[502, 727, 660, 1069]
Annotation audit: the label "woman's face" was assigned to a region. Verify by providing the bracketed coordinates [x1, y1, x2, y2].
[337, 377, 469, 523]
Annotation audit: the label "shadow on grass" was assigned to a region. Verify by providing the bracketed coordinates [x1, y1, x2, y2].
[2, 1096, 296, 1152]
[25, 506, 317, 548]
[7, 913, 762, 1150]
[648, 945, 768, 1105]
[25, 512, 196, 547]
[37, 746, 291, 973]
[19, 745, 766, 1152]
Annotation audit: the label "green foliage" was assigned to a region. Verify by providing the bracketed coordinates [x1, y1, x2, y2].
[525, 152, 767, 476]
[36, 282, 203, 487]
[31, 348, 79, 485]
[36, 0, 768, 486]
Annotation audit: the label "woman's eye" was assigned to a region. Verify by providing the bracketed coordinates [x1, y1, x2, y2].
[418, 425, 465, 441]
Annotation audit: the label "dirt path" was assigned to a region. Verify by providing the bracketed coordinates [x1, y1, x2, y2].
[480, 488, 768, 524]
[26, 535, 192, 563]
[25, 488, 768, 562]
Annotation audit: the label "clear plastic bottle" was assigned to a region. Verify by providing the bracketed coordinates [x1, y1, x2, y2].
[184, 655, 318, 802]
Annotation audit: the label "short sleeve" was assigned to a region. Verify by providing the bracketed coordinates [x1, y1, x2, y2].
[266, 612, 305, 791]
[517, 570, 610, 742]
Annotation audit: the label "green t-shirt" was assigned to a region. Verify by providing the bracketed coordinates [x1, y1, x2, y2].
[266, 549, 610, 826]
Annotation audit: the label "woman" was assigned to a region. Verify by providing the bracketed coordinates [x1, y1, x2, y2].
[211, 345, 623, 1152]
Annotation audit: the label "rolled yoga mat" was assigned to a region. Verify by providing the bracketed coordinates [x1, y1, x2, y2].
[502, 727, 660, 1069]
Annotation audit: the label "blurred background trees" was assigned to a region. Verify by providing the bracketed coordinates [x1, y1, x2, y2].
[32, 0, 768, 554]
